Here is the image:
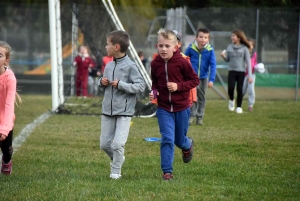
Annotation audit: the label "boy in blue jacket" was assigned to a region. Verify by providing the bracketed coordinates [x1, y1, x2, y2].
[185, 28, 217, 125]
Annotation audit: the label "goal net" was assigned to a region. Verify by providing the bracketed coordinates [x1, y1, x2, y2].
[55, 0, 156, 116]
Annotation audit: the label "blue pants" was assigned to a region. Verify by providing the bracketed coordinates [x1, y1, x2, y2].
[156, 107, 191, 173]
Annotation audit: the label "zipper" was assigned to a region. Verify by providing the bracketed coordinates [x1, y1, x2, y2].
[164, 61, 173, 112]
[198, 50, 202, 78]
[124, 99, 127, 112]
[111, 60, 117, 116]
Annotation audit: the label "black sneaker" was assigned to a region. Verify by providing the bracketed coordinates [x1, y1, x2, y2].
[162, 173, 174, 180]
[182, 138, 193, 163]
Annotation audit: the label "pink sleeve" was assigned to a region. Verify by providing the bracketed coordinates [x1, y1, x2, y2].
[0, 75, 16, 136]
[251, 52, 257, 72]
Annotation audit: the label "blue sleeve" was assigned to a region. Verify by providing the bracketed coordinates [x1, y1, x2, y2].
[184, 46, 191, 57]
[209, 49, 217, 83]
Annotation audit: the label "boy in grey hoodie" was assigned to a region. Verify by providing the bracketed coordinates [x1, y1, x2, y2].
[99, 30, 145, 179]
[221, 29, 252, 113]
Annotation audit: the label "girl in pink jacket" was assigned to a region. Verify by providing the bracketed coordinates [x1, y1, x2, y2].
[0, 41, 18, 175]
[243, 39, 257, 111]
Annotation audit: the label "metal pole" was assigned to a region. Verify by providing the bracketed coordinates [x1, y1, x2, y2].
[105, 0, 152, 90]
[255, 9, 259, 54]
[70, 3, 78, 96]
[49, 0, 59, 112]
[296, 11, 300, 101]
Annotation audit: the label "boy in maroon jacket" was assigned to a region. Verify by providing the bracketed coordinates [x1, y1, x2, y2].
[149, 29, 199, 180]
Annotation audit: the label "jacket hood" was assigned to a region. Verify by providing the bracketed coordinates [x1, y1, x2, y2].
[229, 43, 246, 49]
[193, 40, 209, 50]
[153, 49, 183, 63]
[0, 68, 14, 80]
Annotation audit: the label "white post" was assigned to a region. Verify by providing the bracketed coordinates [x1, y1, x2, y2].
[55, 0, 64, 104]
[49, 0, 59, 112]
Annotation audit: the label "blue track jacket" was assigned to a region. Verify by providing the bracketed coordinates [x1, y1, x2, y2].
[184, 42, 217, 83]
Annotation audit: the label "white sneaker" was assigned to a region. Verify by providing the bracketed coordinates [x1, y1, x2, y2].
[228, 100, 235, 111]
[236, 107, 243, 113]
[110, 156, 125, 179]
[110, 173, 122, 179]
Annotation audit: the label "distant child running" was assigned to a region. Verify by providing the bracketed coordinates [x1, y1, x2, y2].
[99, 30, 145, 179]
[0, 41, 20, 175]
[221, 29, 252, 113]
[242, 39, 257, 111]
[185, 28, 217, 125]
[150, 29, 199, 180]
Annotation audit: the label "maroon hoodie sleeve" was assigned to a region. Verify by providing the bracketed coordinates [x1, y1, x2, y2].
[150, 60, 158, 91]
[177, 59, 199, 92]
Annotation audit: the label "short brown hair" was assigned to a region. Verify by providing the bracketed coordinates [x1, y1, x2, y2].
[196, 28, 210, 37]
[106, 30, 130, 53]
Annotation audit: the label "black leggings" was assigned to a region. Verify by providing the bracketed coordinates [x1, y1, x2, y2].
[0, 130, 13, 163]
[228, 71, 245, 107]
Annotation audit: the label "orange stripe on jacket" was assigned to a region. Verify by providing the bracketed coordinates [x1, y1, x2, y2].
[151, 53, 197, 107]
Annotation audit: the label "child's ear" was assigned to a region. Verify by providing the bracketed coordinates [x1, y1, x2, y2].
[174, 44, 179, 52]
[115, 44, 120, 51]
[155, 44, 158, 48]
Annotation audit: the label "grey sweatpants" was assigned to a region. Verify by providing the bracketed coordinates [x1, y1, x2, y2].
[191, 78, 208, 119]
[100, 115, 131, 174]
[243, 74, 256, 107]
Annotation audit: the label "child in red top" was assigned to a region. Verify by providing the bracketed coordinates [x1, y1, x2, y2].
[0, 41, 19, 175]
[151, 30, 197, 107]
[73, 46, 94, 97]
[150, 29, 199, 180]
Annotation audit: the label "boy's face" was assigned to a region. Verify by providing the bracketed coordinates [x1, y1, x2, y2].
[156, 36, 177, 61]
[105, 37, 116, 57]
[196, 32, 209, 48]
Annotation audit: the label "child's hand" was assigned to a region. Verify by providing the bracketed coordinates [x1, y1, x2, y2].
[248, 77, 253, 84]
[101, 77, 110, 86]
[0, 133, 7, 141]
[149, 90, 159, 100]
[167, 82, 178, 92]
[220, 50, 226, 58]
[149, 92, 154, 101]
[110, 79, 119, 88]
[208, 81, 214, 88]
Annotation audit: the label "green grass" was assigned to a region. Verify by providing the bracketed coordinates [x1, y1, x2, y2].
[13, 95, 52, 135]
[1, 96, 299, 200]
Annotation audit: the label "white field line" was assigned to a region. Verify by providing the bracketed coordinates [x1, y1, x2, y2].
[11, 112, 52, 154]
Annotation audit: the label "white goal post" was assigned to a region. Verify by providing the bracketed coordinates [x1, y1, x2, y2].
[48, 0, 64, 112]
[48, 0, 152, 112]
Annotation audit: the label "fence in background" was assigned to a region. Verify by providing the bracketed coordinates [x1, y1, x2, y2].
[0, 3, 299, 100]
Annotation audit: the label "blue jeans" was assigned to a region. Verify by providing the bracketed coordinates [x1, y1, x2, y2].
[156, 107, 191, 173]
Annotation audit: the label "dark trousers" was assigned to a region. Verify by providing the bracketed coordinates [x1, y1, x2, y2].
[1, 130, 13, 163]
[228, 71, 245, 107]
[76, 74, 88, 97]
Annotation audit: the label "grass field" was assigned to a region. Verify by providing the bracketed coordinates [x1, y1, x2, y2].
[0, 95, 299, 200]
